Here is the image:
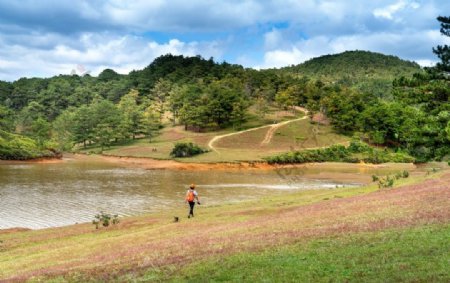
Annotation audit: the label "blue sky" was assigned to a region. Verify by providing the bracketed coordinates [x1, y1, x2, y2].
[0, 0, 449, 81]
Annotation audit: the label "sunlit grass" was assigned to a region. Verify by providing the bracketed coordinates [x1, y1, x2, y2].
[75, 108, 340, 163]
[162, 224, 450, 282]
[269, 118, 350, 150]
[0, 170, 448, 281]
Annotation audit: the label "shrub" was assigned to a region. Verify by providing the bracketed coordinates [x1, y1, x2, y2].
[170, 142, 207, 158]
[348, 140, 372, 153]
[378, 175, 395, 188]
[0, 130, 58, 160]
[92, 212, 119, 229]
[265, 142, 415, 165]
[402, 170, 409, 178]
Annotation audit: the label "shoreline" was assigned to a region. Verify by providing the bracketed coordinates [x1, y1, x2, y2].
[72, 153, 419, 171]
[0, 152, 419, 171]
[0, 157, 441, 232]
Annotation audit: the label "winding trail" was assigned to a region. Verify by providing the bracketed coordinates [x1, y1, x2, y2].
[260, 116, 307, 145]
[208, 112, 308, 153]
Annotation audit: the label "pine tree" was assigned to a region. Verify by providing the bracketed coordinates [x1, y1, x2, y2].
[432, 16, 450, 73]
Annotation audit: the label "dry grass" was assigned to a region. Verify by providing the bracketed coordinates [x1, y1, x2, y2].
[214, 119, 349, 154]
[268, 119, 349, 150]
[0, 170, 449, 281]
[82, 109, 342, 163]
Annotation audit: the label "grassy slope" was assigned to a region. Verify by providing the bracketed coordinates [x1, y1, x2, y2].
[83, 109, 349, 163]
[0, 170, 448, 282]
[169, 225, 449, 282]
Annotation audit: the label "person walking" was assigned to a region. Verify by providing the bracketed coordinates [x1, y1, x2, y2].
[185, 184, 200, 218]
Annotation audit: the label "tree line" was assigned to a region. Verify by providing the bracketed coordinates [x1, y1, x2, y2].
[0, 16, 449, 161]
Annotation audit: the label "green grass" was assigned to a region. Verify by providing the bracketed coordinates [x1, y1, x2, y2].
[215, 127, 269, 149]
[1, 170, 448, 282]
[75, 109, 325, 163]
[269, 119, 349, 150]
[160, 224, 449, 282]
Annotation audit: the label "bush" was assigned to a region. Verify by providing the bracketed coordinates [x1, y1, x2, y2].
[378, 175, 395, 188]
[170, 142, 207, 158]
[92, 212, 119, 229]
[0, 130, 59, 160]
[265, 141, 415, 165]
[348, 140, 372, 153]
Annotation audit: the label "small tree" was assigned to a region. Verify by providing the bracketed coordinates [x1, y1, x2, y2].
[255, 96, 269, 119]
[143, 104, 161, 142]
[92, 211, 119, 229]
[230, 99, 248, 129]
[170, 142, 207, 157]
[30, 117, 51, 147]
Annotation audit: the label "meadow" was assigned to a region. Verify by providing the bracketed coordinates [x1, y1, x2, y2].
[0, 168, 448, 282]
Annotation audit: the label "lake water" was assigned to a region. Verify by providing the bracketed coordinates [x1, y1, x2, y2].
[0, 156, 420, 229]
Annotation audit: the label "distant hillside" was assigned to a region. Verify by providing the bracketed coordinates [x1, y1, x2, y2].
[282, 50, 422, 98]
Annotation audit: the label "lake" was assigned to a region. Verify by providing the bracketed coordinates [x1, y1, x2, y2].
[0, 156, 420, 229]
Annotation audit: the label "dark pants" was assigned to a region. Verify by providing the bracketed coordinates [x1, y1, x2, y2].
[188, 201, 195, 217]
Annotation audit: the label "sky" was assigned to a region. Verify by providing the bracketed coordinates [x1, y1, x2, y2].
[0, 0, 449, 81]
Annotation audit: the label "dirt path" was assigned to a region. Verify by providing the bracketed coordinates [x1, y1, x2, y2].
[260, 116, 308, 145]
[208, 108, 308, 153]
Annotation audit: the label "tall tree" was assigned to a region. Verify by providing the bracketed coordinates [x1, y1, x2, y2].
[91, 100, 123, 151]
[72, 105, 95, 148]
[52, 109, 76, 151]
[433, 16, 450, 73]
[168, 84, 184, 125]
[0, 105, 15, 132]
[143, 104, 161, 142]
[151, 78, 172, 123]
[17, 101, 47, 136]
[30, 117, 51, 147]
[118, 89, 145, 139]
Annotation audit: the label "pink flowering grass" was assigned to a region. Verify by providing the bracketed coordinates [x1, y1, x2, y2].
[1, 172, 449, 281]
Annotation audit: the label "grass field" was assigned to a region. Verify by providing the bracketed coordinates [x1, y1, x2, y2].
[77, 108, 340, 163]
[215, 118, 349, 151]
[269, 119, 349, 150]
[160, 225, 449, 282]
[0, 170, 448, 282]
[87, 111, 348, 163]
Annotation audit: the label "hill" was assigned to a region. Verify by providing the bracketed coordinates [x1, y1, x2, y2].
[0, 51, 446, 162]
[282, 50, 422, 98]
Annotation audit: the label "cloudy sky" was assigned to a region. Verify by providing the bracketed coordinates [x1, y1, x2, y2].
[0, 0, 449, 81]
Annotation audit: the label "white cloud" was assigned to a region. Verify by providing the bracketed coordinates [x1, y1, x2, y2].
[373, 1, 407, 20]
[415, 59, 436, 67]
[0, 33, 224, 81]
[1, 0, 450, 79]
[259, 27, 450, 69]
[373, 0, 420, 21]
[264, 29, 284, 50]
[262, 47, 306, 68]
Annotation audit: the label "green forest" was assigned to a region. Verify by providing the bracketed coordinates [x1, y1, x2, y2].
[0, 17, 449, 162]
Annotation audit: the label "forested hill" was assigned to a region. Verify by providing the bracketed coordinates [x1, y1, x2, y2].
[282, 50, 422, 97]
[0, 48, 448, 162]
